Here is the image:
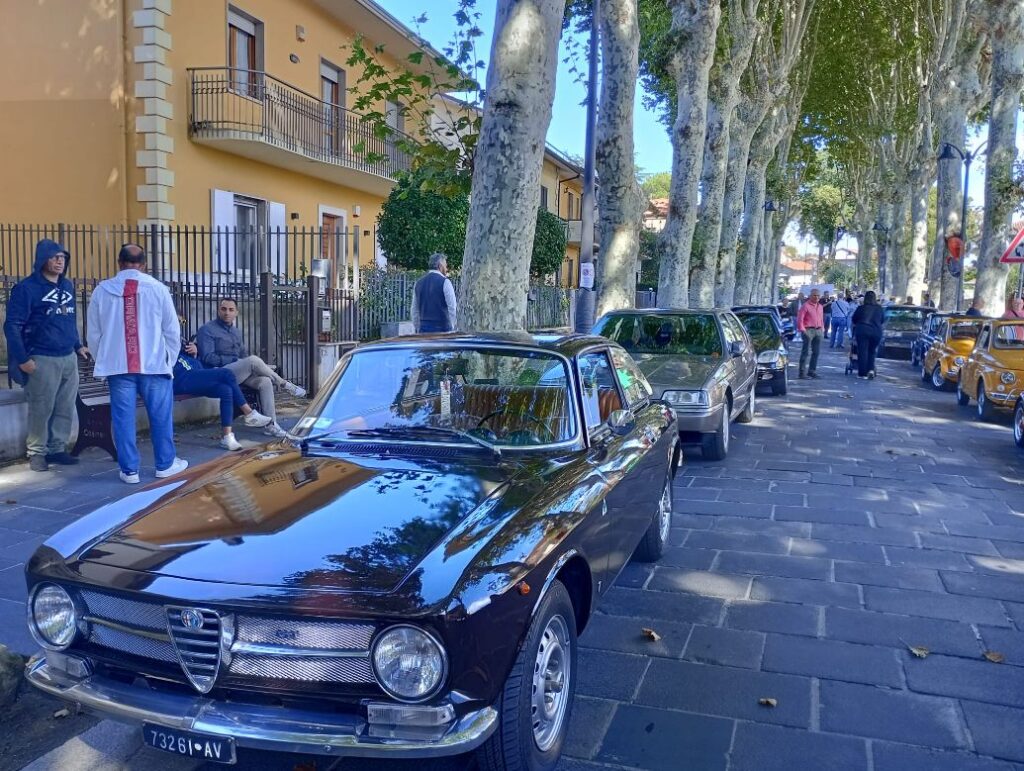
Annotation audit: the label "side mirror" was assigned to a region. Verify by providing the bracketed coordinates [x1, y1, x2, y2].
[606, 409, 635, 437]
[730, 341, 743, 357]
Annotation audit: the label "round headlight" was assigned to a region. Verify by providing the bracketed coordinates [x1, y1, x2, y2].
[1002, 372, 1016, 384]
[954, 357, 965, 366]
[371, 625, 446, 701]
[31, 584, 77, 649]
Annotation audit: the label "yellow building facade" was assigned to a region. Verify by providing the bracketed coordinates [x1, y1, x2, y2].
[1, 0, 439, 278]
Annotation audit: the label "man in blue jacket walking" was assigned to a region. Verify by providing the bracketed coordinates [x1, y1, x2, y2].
[3, 239, 91, 471]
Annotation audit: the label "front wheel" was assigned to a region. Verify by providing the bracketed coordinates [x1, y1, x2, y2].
[931, 364, 947, 391]
[634, 472, 672, 562]
[476, 581, 577, 771]
[1015, 400, 1024, 448]
[978, 382, 995, 421]
[701, 405, 730, 461]
[957, 380, 970, 406]
[736, 386, 756, 424]
[771, 368, 788, 396]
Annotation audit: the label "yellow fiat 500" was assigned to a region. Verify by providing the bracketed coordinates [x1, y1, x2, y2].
[957, 319, 1024, 420]
[921, 316, 984, 390]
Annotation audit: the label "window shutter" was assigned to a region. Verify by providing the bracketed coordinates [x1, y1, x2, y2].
[268, 201, 287, 276]
[211, 189, 235, 274]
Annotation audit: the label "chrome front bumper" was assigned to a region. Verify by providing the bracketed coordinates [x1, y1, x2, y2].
[26, 654, 497, 759]
[673, 403, 725, 434]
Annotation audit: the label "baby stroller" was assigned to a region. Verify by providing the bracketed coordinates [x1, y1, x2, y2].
[845, 337, 858, 376]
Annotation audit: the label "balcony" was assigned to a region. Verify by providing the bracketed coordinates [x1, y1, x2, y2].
[187, 68, 413, 196]
[565, 219, 583, 245]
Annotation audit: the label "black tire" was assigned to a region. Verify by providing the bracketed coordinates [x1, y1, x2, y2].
[736, 386, 756, 424]
[634, 472, 672, 563]
[1014, 400, 1024, 449]
[701, 405, 729, 461]
[931, 364, 947, 391]
[977, 381, 995, 421]
[921, 361, 930, 383]
[771, 368, 788, 396]
[476, 581, 577, 771]
[957, 380, 970, 406]
[911, 348, 920, 367]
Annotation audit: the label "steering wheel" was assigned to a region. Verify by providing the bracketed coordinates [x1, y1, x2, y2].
[476, 408, 556, 442]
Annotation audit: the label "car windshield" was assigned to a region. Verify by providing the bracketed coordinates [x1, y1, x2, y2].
[594, 314, 722, 356]
[884, 308, 926, 331]
[737, 314, 780, 350]
[993, 323, 1024, 349]
[949, 320, 982, 340]
[293, 346, 576, 447]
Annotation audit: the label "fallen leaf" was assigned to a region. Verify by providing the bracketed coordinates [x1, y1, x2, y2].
[53, 708, 70, 719]
[900, 639, 930, 659]
[641, 627, 662, 642]
[758, 698, 777, 708]
[983, 651, 1005, 664]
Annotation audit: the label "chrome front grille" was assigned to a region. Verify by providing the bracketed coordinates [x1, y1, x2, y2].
[236, 616, 374, 650]
[229, 655, 375, 683]
[70, 589, 378, 691]
[166, 607, 223, 694]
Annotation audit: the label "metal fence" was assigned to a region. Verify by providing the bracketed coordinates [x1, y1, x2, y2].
[1, 224, 574, 392]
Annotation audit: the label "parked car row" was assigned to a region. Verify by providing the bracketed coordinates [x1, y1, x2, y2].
[21, 305, 791, 771]
[914, 314, 1024, 450]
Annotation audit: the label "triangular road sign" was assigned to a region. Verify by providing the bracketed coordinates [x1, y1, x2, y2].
[1000, 224, 1024, 264]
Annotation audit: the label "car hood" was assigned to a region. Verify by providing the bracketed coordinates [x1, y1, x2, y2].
[54, 447, 512, 595]
[631, 354, 719, 390]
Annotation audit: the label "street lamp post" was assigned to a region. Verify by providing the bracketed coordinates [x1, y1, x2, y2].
[938, 141, 987, 312]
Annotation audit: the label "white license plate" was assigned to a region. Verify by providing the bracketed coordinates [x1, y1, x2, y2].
[143, 723, 236, 764]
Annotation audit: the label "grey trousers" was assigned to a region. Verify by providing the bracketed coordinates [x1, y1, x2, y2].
[225, 356, 284, 419]
[24, 353, 79, 457]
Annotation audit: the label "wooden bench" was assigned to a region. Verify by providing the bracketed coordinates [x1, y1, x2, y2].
[71, 358, 262, 461]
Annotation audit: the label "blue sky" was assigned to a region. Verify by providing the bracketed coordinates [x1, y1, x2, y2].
[373, 0, 675, 176]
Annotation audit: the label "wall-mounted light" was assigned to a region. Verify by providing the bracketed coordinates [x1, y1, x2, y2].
[289, 53, 300, 64]
[290, 212, 299, 220]
[296, 25, 306, 42]
[363, 230, 370, 237]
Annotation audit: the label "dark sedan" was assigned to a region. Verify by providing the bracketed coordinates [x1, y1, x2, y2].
[735, 310, 789, 396]
[23, 334, 678, 770]
[911, 311, 953, 367]
[878, 305, 933, 360]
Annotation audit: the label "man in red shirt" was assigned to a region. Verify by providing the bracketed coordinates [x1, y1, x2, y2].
[797, 288, 824, 379]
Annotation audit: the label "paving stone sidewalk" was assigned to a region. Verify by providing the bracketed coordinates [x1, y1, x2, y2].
[4, 349, 1024, 770]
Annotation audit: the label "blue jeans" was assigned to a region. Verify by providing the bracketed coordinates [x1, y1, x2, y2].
[830, 318, 848, 347]
[108, 374, 176, 474]
[174, 369, 247, 427]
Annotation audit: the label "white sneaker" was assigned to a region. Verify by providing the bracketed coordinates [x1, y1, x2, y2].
[119, 470, 140, 484]
[220, 433, 243, 451]
[263, 423, 288, 438]
[155, 458, 189, 478]
[243, 410, 273, 428]
[282, 381, 307, 398]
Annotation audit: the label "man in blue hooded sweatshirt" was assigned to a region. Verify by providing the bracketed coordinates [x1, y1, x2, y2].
[3, 239, 91, 471]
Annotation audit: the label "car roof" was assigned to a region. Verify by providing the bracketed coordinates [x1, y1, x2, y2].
[599, 308, 729, 316]
[884, 305, 932, 311]
[358, 331, 613, 358]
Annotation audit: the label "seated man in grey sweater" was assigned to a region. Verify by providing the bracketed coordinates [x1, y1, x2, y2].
[196, 297, 306, 437]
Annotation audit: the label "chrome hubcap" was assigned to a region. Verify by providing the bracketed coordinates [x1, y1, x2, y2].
[978, 386, 986, 416]
[532, 615, 570, 752]
[658, 479, 672, 543]
[932, 366, 943, 388]
[1016, 406, 1024, 442]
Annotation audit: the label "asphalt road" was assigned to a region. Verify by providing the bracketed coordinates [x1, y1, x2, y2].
[2, 347, 1024, 770]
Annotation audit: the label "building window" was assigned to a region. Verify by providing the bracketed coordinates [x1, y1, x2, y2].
[321, 60, 346, 156]
[228, 7, 263, 96]
[234, 195, 266, 276]
[567, 191, 577, 220]
[540, 186, 549, 212]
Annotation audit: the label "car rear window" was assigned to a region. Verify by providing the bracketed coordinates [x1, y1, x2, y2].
[594, 314, 723, 356]
[884, 309, 926, 331]
[949, 321, 982, 340]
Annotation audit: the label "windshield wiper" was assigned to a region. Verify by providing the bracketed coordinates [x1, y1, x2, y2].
[304, 425, 501, 458]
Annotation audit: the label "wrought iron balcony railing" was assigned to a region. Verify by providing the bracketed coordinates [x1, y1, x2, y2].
[187, 67, 413, 180]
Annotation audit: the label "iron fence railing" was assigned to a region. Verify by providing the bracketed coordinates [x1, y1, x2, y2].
[188, 67, 414, 179]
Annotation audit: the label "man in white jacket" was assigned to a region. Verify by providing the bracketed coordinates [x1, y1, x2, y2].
[87, 244, 187, 484]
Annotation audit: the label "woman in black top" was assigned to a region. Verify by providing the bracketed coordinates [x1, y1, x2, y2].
[851, 291, 885, 378]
